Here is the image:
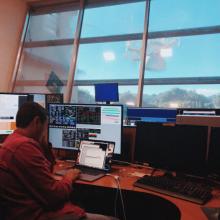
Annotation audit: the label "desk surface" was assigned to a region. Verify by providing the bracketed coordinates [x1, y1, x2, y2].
[54, 161, 220, 220]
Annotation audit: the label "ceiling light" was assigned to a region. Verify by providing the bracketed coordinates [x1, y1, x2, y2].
[103, 51, 115, 61]
[160, 48, 173, 58]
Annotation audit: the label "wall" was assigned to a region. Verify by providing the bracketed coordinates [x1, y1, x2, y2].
[0, 0, 27, 92]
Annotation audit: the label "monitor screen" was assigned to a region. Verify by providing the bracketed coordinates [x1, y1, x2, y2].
[27, 94, 46, 108]
[48, 103, 123, 155]
[27, 93, 63, 108]
[77, 140, 115, 171]
[46, 93, 63, 105]
[95, 83, 119, 103]
[126, 107, 177, 125]
[207, 127, 220, 176]
[134, 122, 208, 176]
[0, 93, 29, 135]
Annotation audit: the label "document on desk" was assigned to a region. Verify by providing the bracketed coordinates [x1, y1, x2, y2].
[130, 171, 147, 177]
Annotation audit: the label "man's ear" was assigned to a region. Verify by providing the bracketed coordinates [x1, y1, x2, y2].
[32, 116, 41, 127]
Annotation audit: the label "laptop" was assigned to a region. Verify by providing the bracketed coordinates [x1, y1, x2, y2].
[56, 139, 115, 182]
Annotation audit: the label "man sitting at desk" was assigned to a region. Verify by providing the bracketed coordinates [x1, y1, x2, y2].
[0, 102, 118, 220]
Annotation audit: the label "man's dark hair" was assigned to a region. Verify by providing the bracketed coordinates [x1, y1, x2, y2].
[16, 102, 47, 128]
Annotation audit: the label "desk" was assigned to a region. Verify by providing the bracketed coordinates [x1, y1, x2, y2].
[54, 161, 220, 220]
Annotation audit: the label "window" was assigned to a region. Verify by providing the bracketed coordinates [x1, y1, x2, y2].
[149, 0, 220, 31]
[26, 11, 78, 41]
[143, 84, 220, 108]
[144, 34, 220, 78]
[72, 1, 145, 103]
[13, 0, 220, 108]
[142, 0, 220, 108]
[81, 2, 145, 37]
[14, 8, 79, 94]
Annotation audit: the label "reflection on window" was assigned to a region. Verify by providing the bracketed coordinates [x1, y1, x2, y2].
[144, 34, 220, 78]
[143, 84, 220, 108]
[76, 41, 141, 80]
[81, 2, 145, 37]
[17, 46, 72, 80]
[15, 46, 72, 93]
[149, 0, 220, 31]
[26, 11, 79, 41]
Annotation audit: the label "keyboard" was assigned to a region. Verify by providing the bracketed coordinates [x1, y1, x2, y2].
[133, 175, 212, 205]
[78, 166, 104, 175]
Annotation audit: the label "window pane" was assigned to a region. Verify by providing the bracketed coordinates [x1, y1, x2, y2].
[71, 85, 138, 107]
[75, 41, 141, 80]
[81, 2, 145, 37]
[144, 34, 220, 78]
[26, 11, 79, 41]
[14, 86, 65, 94]
[15, 46, 72, 93]
[143, 84, 220, 108]
[149, 0, 220, 32]
[71, 86, 95, 104]
[119, 86, 138, 106]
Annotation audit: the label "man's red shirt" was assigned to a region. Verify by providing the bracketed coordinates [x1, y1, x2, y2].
[0, 130, 85, 220]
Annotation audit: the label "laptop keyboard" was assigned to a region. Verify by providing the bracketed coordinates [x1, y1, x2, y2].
[77, 166, 104, 175]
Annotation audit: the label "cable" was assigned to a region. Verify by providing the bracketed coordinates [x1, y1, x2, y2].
[105, 174, 119, 218]
[105, 174, 127, 220]
[117, 178, 127, 220]
[114, 182, 119, 217]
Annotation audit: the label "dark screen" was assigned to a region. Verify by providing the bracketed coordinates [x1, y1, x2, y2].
[134, 122, 208, 176]
[127, 107, 177, 123]
[208, 127, 220, 176]
[95, 83, 119, 102]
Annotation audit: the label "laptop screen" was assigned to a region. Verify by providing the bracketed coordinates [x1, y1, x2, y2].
[77, 140, 115, 171]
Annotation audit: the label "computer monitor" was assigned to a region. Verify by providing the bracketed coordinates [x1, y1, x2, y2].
[48, 103, 123, 156]
[27, 93, 63, 108]
[95, 83, 119, 104]
[0, 93, 29, 136]
[134, 122, 208, 177]
[46, 93, 63, 105]
[126, 107, 177, 125]
[207, 127, 220, 177]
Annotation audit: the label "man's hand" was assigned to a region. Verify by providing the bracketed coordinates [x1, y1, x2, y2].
[63, 169, 81, 182]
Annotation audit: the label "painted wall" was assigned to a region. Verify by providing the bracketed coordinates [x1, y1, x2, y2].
[0, 0, 27, 92]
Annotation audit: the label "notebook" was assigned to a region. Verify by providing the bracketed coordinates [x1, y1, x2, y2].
[56, 139, 115, 182]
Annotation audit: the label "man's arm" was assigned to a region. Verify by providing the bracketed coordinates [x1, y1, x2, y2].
[11, 141, 79, 210]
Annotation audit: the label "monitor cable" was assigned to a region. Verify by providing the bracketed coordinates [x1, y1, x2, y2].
[105, 174, 127, 220]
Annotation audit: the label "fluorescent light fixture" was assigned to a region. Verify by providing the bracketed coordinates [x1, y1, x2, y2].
[103, 51, 115, 61]
[169, 102, 179, 108]
[126, 101, 135, 106]
[160, 48, 173, 58]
